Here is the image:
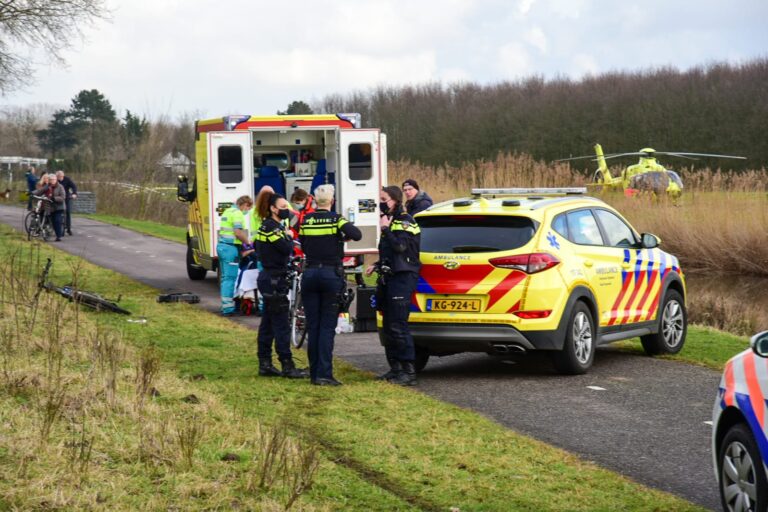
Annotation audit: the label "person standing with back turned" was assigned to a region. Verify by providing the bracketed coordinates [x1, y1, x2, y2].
[299, 185, 361, 386]
[366, 186, 422, 386]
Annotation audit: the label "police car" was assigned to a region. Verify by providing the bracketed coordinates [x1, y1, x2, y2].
[713, 331, 768, 512]
[409, 188, 687, 374]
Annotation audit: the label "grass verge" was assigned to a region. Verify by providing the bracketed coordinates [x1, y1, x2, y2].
[619, 325, 748, 370]
[0, 223, 704, 511]
[83, 214, 187, 244]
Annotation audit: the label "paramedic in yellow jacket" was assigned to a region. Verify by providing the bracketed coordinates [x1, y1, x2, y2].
[217, 195, 254, 316]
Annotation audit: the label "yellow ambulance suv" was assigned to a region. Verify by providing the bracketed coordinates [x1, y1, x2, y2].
[409, 188, 687, 374]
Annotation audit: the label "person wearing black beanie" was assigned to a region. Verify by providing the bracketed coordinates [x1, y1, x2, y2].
[402, 179, 433, 216]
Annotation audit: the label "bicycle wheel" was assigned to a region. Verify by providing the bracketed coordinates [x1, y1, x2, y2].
[27, 214, 42, 241]
[290, 295, 307, 348]
[73, 291, 132, 315]
[41, 217, 53, 241]
[24, 211, 36, 234]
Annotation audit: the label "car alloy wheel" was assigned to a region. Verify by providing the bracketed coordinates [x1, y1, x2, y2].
[572, 311, 592, 365]
[722, 440, 758, 512]
[661, 299, 685, 349]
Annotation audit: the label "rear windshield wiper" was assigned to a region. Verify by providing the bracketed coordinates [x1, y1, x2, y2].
[452, 245, 501, 253]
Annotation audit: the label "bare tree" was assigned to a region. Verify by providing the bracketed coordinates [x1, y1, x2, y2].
[0, 0, 109, 94]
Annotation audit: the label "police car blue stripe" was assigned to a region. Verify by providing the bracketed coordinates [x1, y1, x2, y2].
[735, 391, 768, 462]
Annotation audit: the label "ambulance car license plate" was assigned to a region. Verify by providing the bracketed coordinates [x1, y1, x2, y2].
[426, 298, 481, 312]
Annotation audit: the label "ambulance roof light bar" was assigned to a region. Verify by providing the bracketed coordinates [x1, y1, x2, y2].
[471, 187, 587, 197]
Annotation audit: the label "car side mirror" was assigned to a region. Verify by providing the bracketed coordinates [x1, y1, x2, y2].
[641, 233, 660, 249]
[177, 175, 193, 202]
[751, 331, 768, 358]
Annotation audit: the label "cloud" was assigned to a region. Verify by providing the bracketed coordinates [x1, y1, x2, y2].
[570, 54, 599, 77]
[525, 27, 548, 53]
[518, 0, 537, 15]
[497, 43, 531, 77]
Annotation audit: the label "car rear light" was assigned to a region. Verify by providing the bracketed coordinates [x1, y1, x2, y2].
[513, 310, 552, 319]
[489, 253, 560, 274]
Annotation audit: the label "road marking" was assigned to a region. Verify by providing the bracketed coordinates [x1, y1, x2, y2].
[135, 250, 142, 253]
[586, 386, 606, 391]
[704, 421, 713, 426]
[87, 235, 93, 238]
[165, 259, 173, 262]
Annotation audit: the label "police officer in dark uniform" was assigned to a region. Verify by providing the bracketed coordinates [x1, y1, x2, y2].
[365, 185, 421, 386]
[254, 191, 308, 379]
[299, 184, 362, 386]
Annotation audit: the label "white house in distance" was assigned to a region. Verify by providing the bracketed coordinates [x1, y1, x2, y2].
[158, 151, 193, 177]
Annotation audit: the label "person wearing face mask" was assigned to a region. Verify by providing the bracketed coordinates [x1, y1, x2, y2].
[254, 190, 308, 379]
[299, 184, 362, 386]
[365, 186, 421, 386]
[217, 195, 255, 316]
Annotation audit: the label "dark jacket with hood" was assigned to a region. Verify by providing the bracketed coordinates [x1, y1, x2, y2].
[405, 191, 433, 216]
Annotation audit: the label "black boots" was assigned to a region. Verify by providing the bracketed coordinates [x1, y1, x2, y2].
[259, 359, 282, 377]
[388, 361, 417, 386]
[279, 358, 309, 379]
[377, 357, 402, 380]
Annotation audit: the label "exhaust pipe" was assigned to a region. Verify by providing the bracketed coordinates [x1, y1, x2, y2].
[493, 343, 526, 354]
[492, 344, 527, 354]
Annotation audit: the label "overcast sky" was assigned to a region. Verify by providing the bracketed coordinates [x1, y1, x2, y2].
[4, 0, 767, 119]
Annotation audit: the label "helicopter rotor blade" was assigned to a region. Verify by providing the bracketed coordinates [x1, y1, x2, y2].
[653, 152, 746, 160]
[554, 155, 600, 162]
[661, 153, 699, 161]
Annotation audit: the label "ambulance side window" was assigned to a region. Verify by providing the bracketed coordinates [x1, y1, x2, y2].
[348, 143, 372, 181]
[565, 209, 604, 246]
[218, 145, 243, 184]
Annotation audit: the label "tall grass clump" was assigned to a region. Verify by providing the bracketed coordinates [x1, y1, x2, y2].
[0, 244, 322, 510]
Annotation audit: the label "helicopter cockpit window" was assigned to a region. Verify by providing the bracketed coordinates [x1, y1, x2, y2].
[594, 209, 637, 248]
[565, 209, 603, 246]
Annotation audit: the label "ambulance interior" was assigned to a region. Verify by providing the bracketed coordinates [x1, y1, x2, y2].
[249, 129, 373, 208]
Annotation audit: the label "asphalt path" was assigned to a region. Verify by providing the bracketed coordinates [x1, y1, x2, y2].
[0, 204, 721, 510]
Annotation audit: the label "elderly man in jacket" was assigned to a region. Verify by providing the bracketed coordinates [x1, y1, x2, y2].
[48, 174, 67, 242]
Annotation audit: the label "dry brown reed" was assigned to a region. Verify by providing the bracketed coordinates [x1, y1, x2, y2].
[390, 153, 768, 277]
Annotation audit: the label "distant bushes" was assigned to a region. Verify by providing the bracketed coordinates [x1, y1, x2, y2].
[318, 59, 768, 170]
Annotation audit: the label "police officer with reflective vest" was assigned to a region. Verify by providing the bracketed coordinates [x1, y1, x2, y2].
[365, 185, 421, 386]
[217, 195, 254, 316]
[299, 184, 362, 386]
[254, 191, 308, 378]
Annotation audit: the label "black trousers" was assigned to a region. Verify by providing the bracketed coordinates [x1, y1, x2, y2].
[378, 272, 418, 362]
[302, 266, 344, 380]
[256, 270, 293, 362]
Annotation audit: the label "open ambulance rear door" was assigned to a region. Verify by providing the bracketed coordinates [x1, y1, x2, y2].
[338, 129, 384, 254]
[207, 132, 253, 258]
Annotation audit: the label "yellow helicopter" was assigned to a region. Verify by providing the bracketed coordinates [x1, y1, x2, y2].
[558, 144, 746, 198]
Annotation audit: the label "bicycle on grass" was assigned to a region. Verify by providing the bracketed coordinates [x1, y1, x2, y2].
[25, 196, 54, 241]
[37, 258, 131, 315]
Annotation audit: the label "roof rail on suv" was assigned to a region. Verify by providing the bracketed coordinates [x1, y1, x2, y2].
[471, 188, 587, 197]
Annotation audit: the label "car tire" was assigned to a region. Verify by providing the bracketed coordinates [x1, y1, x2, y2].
[718, 423, 768, 512]
[186, 244, 207, 281]
[640, 289, 686, 355]
[551, 301, 595, 375]
[414, 346, 430, 373]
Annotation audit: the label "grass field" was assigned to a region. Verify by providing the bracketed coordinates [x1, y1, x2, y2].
[0, 224, 705, 511]
[83, 214, 187, 244]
